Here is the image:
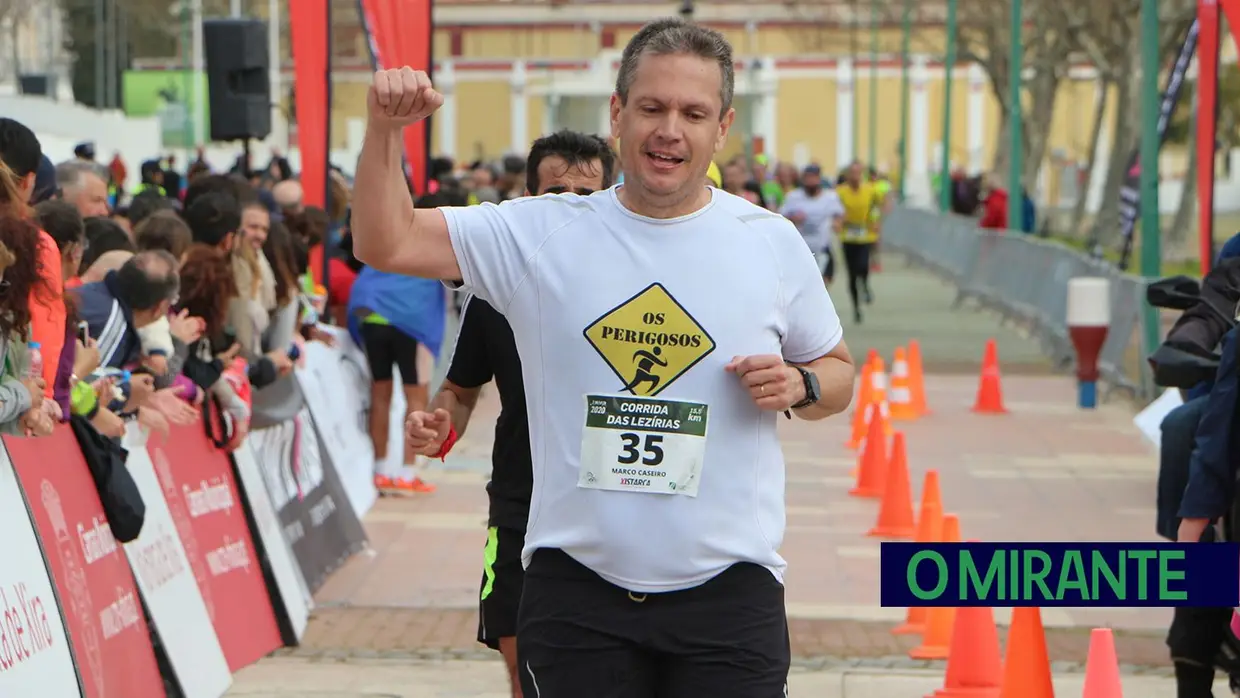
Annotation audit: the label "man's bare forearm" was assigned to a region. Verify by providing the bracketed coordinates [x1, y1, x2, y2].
[430, 382, 480, 438]
[352, 126, 415, 266]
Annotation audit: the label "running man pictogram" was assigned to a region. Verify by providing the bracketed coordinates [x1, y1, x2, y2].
[622, 346, 669, 394]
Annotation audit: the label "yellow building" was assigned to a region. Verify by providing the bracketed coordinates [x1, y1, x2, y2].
[312, 1, 1113, 199]
[119, 1, 1114, 199]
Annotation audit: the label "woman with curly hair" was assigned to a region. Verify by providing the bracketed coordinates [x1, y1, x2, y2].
[176, 243, 250, 447]
[0, 157, 65, 407]
[0, 163, 55, 436]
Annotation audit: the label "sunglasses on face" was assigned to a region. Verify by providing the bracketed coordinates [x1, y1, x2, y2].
[542, 186, 596, 196]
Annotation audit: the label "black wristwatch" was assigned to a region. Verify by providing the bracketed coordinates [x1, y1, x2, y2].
[784, 364, 821, 419]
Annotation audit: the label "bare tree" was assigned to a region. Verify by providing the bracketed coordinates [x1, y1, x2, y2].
[0, 0, 37, 80]
[953, 0, 1084, 190]
[1064, 0, 1195, 247]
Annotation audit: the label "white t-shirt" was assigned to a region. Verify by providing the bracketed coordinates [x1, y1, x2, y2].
[443, 185, 844, 593]
[779, 187, 844, 253]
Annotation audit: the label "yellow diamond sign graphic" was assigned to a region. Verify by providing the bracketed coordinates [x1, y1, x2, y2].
[582, 283, 716, 397]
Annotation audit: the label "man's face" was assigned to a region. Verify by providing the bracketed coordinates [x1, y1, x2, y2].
[723, 163, 746, 192]
[802, 172, 822, 192]
[471, 168, 493, 189]
[845, 164, 863, 185]
[240, 206, 269, 249]
[67, 172, 110, 218]
[611, 52, 734, 200]
[532, 156, 605, 196]
[135, 299, 172, 328]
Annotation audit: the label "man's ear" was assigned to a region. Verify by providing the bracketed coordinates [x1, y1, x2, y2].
[19, 173, 35, 202]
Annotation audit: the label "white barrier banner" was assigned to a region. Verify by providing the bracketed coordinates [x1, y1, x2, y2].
[296, 331, 378, 518]
[0, 448, 81, 697]
[231, 438, 312, 641]
[121, 426, 231, 698]
[302, 326, 434, 483]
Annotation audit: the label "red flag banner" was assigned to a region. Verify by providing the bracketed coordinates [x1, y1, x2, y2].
[358, 0, 432, 195]
[1198, 0, 1219, 274]
[290, 0, 329, 208]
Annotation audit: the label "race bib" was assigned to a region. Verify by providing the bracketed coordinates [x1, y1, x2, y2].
[844, 223, 867, 241]
[578, 394, 708, 497]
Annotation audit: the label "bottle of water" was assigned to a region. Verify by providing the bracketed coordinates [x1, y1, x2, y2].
[27, 342, 42, 380]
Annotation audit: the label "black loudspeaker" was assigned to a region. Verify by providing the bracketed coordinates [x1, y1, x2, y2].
[203, 18, 271, 142]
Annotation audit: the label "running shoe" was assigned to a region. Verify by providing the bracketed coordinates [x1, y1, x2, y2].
[374, 474, 437, 496]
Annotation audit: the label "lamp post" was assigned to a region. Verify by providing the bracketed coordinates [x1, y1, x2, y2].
[896, 0, 911, 200]
[1139, 0, 1162, 362]
[868, 0, 878, 169]
[938, 0, 957, 211]
[850, 0, 859, 158]
[1067, 278, 1111, 409]
[1007, 0, 1023, 231]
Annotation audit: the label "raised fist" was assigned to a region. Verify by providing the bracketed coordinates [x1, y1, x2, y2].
[367, 67, 444, 129]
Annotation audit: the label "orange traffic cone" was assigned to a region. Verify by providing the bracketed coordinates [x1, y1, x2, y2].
[891, 500, 943, 635]
[849, 408, 888, 498]
[1082, 628, 1123, 698]
[847, 358, 877, 449]
[929, 605, 1003, 698]
[870, 356, 894, 435]
[909, 514, 961, 659]
[890, 347, 918, 420]
[868, 432, 916, 537]
[908, 339, 930, 416]
[972, 338, 1008, 414]
[918, 470, 943, 522]
[998, 607, 1054, 698]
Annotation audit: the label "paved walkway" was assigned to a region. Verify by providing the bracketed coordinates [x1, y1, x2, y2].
[836, 258, 1050, 373]
[228, 262, 1180, 694]
[226, 656, 1226, 698]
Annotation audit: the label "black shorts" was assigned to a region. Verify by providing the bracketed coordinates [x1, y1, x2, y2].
[359, 322, 419, 383]
[518, 548, 790, 698]
[477, 526, 525, 650]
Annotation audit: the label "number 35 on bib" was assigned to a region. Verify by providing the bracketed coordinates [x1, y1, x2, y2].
[578, 394, 709, 497]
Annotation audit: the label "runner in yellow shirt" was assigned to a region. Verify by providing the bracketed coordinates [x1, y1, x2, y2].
[835, 161, 881, 323]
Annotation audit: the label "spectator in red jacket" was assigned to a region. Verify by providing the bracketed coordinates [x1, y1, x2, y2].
[979, 177, 1009, 230]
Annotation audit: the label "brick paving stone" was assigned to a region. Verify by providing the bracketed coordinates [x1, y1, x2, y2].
[297, 607, 1171, 667]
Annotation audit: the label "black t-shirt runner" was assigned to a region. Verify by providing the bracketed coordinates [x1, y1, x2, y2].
[445, 295, 532, 532]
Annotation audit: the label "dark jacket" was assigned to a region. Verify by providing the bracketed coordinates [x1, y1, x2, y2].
[1178, 326, 1240, 521]
[1161, 256, 1240, 380]
[75, 271, 142, 370]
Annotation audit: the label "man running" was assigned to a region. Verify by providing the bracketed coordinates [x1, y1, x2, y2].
[353, 18, 855, 698]
[410, 130, 616, 698]
[779, 164, 843, 287]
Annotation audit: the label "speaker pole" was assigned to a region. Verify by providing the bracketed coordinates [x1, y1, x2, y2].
[321, 0, 334, 325]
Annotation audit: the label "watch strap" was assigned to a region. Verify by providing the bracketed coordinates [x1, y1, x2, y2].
[789, 365, 818, 410]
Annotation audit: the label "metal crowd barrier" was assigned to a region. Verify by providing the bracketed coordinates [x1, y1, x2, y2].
[882, 206, 1153, 401]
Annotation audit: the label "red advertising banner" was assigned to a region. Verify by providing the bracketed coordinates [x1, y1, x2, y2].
[1198, 0, 1219, 274]
[5, 429, 164, 698]
[0, 447, 80, 697]
[290, 0, 329, 209]
[393, 0, 432, 195]
[145, 426, 281, 672]
[359, 0, 432, 194]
